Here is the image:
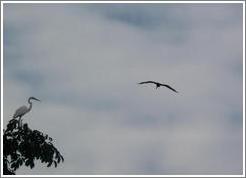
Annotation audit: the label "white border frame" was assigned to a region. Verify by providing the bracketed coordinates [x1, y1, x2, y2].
[1, 1, 245, 177]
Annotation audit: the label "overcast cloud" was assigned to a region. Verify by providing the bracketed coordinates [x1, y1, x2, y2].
[2, 3, 243, 175]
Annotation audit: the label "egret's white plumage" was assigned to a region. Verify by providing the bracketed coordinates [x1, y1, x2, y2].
[13, 105, 30, 119]
[13, 97, 40, 128]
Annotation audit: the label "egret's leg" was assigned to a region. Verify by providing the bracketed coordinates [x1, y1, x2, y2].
[18, 117, 22, 128]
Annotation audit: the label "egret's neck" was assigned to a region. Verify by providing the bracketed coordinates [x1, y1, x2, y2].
[28, 100, 33, 112]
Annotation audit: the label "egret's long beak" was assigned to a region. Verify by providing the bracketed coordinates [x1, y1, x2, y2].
[33, 98, 41, 102]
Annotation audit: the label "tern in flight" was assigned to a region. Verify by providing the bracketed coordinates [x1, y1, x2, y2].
[138, 81, 178, 93]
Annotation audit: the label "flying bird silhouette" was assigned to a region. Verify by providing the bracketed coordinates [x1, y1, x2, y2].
[13, 96, 41, 128]
[138, 81, 178, 93]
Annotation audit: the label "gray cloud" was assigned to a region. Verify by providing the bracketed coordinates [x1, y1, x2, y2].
[3, 3, 243, 175]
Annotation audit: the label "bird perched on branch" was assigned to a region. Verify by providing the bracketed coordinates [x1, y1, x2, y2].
[138, 81, 178, 93]
[13, 97, 41, 128]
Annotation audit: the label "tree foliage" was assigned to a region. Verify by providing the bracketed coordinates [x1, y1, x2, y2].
[3, 118, 64, 175]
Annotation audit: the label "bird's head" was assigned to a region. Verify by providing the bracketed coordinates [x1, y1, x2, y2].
[29, 97, 41, 102]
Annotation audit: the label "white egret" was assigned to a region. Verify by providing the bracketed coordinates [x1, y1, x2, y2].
[13, 97, 41, 128]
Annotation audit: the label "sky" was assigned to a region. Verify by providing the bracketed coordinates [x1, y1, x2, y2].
[2, 2, 244, 175]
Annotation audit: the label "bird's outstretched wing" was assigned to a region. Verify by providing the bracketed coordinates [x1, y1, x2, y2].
[138, 81, 157, 85]
[160, 84, 178, 93]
